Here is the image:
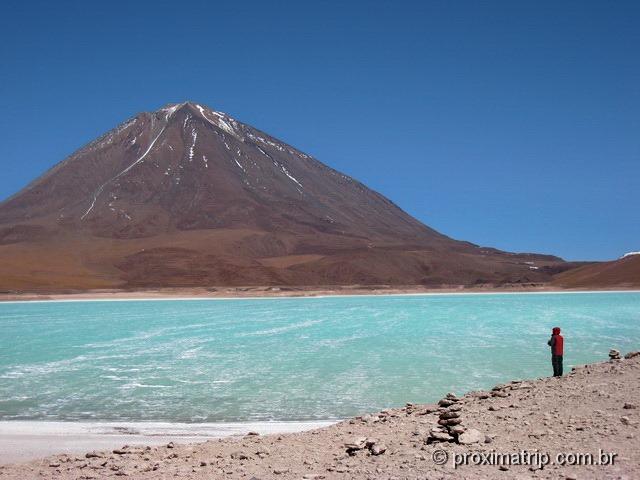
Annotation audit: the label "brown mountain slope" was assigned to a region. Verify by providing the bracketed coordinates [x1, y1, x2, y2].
[553, 254, 640, 288]
[0, 102, 569, 292]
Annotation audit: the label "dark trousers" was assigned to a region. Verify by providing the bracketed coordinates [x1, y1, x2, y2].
[552, 355, 563, 377]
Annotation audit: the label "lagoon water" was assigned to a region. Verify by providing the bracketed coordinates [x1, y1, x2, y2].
[1, 292, 639, 424]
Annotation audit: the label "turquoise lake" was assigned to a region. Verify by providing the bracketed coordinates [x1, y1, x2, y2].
[1, 292, 639, 423]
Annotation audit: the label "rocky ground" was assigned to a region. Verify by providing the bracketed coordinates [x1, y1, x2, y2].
[1, 352, 639, 480]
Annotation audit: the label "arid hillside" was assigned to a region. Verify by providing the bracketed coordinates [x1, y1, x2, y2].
[553, 254, 640, 289]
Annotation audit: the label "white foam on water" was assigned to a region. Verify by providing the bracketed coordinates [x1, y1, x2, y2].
[238, 319, 324, 337]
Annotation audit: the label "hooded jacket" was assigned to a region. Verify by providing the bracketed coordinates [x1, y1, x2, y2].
[548, 327, 564, 356]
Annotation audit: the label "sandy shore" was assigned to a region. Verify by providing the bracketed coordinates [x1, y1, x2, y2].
[2, 284, 638, 303]
[0, 421, 336, 464]
[1, 352, 638, 479]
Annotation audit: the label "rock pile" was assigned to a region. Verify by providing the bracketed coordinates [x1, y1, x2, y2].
[426, 392, 488, 446]
[609, 349, 621, 360]
[426, 393, 469, 444]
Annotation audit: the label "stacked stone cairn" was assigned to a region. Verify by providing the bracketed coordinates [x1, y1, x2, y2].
[426, 392, 485, 445]
[427, 393, 463, 443]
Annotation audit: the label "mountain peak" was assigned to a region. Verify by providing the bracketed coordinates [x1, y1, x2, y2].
[158, 101, 226, 118]
[0, 103, 568, 290]
[152, 101, 244, 141]
[159, 100, 200, 113]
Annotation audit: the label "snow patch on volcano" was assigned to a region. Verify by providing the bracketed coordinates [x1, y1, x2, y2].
[255, 146, 302, 189]
[188, 128, 197, 161]
[162, 104, 182, 120]
[195, 104, 241, 139]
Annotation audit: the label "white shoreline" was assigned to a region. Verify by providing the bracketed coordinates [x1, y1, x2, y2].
[1, 289, 639, 304]
[0, 420, 337, 464]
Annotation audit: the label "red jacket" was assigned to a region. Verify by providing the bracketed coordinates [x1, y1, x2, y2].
[548, 327, 564, 356]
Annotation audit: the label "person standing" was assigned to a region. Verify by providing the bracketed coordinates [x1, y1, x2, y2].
[547, 327, 564, 377]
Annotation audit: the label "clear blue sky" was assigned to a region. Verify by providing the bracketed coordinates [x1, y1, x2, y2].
[1, 1, 638, 261]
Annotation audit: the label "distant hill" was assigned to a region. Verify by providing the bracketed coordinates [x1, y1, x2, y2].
[553, 254, 640, 289]
[0, 102, 571, 292]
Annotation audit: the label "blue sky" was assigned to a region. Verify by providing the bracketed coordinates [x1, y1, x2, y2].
[0, 1, 638, 261]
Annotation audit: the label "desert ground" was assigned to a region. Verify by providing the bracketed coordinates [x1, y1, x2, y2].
[1, 351, 638, 479]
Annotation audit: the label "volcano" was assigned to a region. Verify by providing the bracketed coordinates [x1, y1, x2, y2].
[0, 102, 569, 291]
